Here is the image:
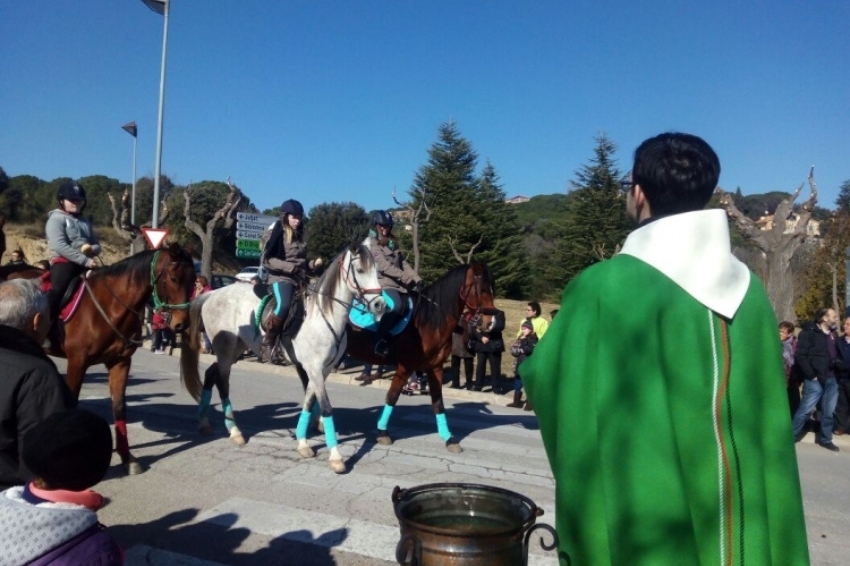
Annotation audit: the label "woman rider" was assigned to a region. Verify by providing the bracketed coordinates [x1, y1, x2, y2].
[369, 210, 423, 357]
[45, 181, 101, 319]
[259, 199, 308, 362]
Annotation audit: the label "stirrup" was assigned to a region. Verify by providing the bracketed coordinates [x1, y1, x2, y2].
[374, 339, 390, 357]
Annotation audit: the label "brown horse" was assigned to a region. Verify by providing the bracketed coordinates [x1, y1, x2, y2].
[44, 243, 196, 474]
[345, 263, 496, 453]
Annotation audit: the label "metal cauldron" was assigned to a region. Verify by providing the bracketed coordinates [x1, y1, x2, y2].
[392, 483, 558, 566]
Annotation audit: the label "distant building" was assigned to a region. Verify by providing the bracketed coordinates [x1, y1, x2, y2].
[505, 195, 530, 205]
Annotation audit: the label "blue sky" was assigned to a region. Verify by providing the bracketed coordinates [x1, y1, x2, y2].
[2, 1, 848, 215]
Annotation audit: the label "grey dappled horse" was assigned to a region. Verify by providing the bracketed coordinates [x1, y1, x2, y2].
[180, 240, 385, 473]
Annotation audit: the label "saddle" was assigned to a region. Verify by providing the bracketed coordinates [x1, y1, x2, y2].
[348, 291, 413, 336]
[255, 286, 306, 340]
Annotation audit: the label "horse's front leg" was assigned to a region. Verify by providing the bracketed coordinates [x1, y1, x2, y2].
[295, 380, 318, 459]
[376, 366, 412, 446]
[427, 367, 461, 453]
[108, 358, 144, 475]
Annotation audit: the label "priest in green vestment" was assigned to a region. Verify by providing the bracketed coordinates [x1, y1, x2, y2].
[521, 133, 809, 565]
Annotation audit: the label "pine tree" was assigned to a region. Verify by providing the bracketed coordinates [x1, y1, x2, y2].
[409, 121, 482, 283]
[555, 134, 630, 287]
[476, 162, 528, 298]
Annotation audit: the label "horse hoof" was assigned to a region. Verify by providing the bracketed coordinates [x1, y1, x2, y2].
[329, 458, 346, 474]
[446, 438, 463, 453]
[297, 446, 316, 458]
[199, 424, 213, 435]
[230, 431, 246, 446]
[376, 431, 393, 445]
[124, 456, 145, 475]
[317, 419, 325, 434]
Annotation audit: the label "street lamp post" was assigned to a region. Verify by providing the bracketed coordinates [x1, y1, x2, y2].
[141, 0, 170, 228]
[121, 122, 138, 253]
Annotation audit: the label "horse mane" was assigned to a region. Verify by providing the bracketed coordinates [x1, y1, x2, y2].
[0, 263, 42, 281]
[91, 246, 193, 286]
[313, 243, 374, 315]
[415, 262, 494, 331]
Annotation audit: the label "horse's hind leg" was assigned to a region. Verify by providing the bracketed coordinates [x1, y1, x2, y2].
[314, 371, 345, 474]
[214, 360, 245, 446]
[426, 367, 461, 453]
[107, 359, 144, 475]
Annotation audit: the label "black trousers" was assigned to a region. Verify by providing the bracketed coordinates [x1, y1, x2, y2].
[474, 351, 502, 391]
[48, 262, 85, 317]
[835, 377, 850, 433]
[449, 356, 474, 386]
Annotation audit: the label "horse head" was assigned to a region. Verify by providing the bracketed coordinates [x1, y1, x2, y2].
[462, 263, 497, 329]
[151, 242, 196, 332]
[342, 239, 386, 318]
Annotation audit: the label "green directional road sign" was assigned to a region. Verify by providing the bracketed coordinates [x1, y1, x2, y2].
[236, 249, 261, 259]
[236, 239, 261, 251]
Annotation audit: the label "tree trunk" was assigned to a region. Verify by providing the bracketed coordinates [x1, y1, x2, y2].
[765, 249, 796, 322]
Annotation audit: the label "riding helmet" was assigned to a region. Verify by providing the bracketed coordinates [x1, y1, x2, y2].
[57, 180, 87, 203]
[372, 210, 393, 229]
[280, 199, 304, 217]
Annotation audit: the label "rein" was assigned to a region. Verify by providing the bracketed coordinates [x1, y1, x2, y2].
[305, 252, 382, 311]
[82, 278, 144, 347]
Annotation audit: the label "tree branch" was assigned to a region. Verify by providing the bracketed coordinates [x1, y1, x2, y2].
[716, 187, 768, 251]
[108, 191, 137, 242]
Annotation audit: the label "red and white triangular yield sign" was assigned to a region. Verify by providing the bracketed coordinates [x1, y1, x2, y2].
[141, 227, 170, 250]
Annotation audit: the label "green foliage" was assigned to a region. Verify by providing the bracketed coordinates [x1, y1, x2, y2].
[306, 202, 370, 263]
[553, 134, 630, 287]
[795, 211, 850, 321]
[408, 122, 528, 297]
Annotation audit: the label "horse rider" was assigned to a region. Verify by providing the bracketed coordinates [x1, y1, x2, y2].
[45, 180, 101, 319]
[368, 210, 424, 357]
[259, 199, 308, 362]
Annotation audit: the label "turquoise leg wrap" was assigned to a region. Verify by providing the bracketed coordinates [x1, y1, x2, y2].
[436, 413, 451, 441]
[378, 404, 394, 431]
[222, 398, 235, 431]
[296, 410, 311, 440]
[323, 415, 338, 449]
[198, 389, 213, 419]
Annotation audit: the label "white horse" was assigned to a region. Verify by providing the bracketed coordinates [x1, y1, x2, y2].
[180, 240, 385, 473]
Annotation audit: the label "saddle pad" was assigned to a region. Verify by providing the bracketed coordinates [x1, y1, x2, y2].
[349, 292, 412, 334]
[60, 283, 86, 322]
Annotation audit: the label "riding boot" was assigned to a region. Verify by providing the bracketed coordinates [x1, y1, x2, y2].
[261, 315, 285, 363]
[507, 390, 523, 408]
[373, 312, 397, 357]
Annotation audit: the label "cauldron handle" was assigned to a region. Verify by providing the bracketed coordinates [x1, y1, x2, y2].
[523, 523, 558, 566]
[395, 534, 420, 566]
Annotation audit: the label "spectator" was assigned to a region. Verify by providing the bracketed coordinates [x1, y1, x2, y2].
[6, 249, 26, 266]
[779, 320, 800, 416]
[470, 308, 506, 393]
[549, 309, 559, 320]
[150, 308, 172, 355]
[507, 320, 537, 409]
[832, 316, 850, 436]
[447, 323, 474, 389]
[355, 362, 390, 384]
[0, 408, 123, 565]
[516, 301, 549, 339]
[792, 307, 841, 451]
[193, 276, 213, 354]
[0, 279, 74, 491]
[521, 132, 808, 563]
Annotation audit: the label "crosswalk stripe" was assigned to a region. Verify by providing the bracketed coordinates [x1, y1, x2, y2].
[195, 497, 558, 566]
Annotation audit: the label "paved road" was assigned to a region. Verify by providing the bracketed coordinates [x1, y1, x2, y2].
[56, 350, 849, 565]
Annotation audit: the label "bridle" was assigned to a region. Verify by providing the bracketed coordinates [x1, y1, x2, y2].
[336, 250, 382, 308]
[459, 268, 494, 325]
[150, 250, 192, 312]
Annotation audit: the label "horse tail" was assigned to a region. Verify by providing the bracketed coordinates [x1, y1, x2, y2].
[180, 294, 207, 402]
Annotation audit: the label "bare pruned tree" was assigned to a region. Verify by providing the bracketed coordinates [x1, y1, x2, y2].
[447, 234, 482, 265]
[184, 179, 242, 280]
[108, 189, 170, 255]
[717, 167, 818, 322]
[392, 186, 432, 272]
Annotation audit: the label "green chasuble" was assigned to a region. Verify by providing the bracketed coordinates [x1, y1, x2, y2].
[521, 214, 809, 566]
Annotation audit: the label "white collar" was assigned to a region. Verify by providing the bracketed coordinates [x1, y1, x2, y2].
[619, 209, 750, 319]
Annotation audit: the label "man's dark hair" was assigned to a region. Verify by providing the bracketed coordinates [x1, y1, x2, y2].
[632, 133, 720, 217]
[528, 301, 542, 317]
[815, 308, 832, 324]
